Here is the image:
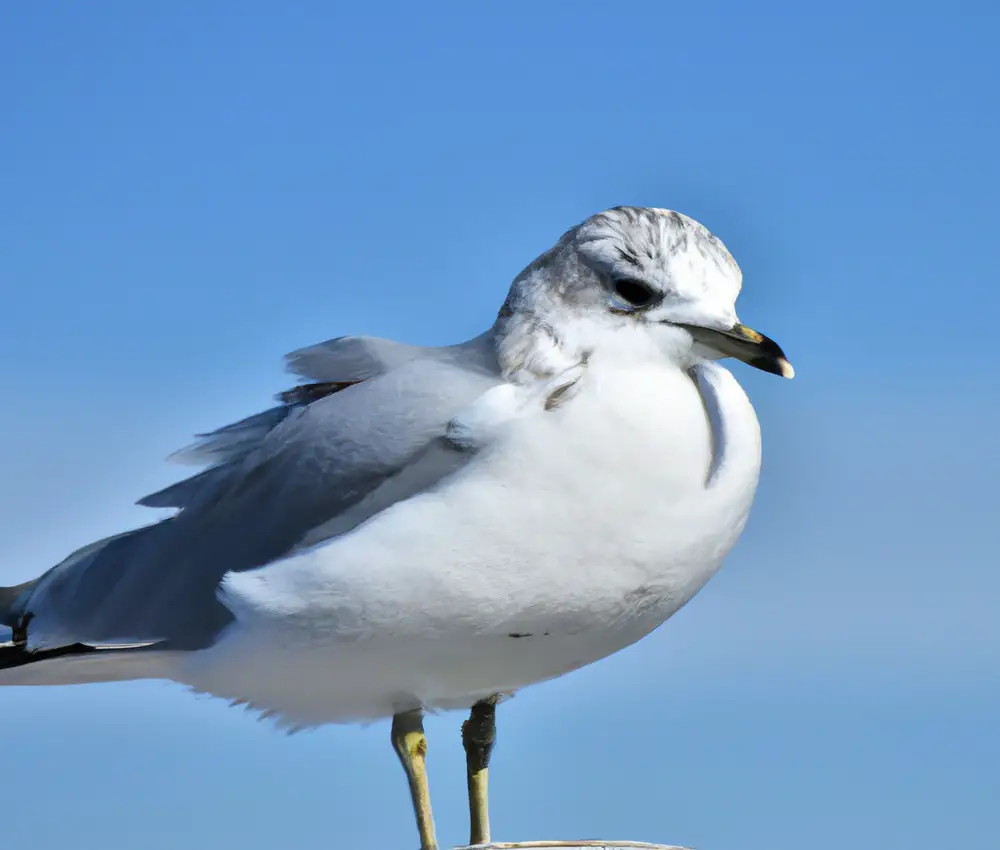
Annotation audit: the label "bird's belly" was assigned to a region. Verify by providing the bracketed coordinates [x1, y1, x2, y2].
[186, 364, 761, 726]
[184, 615, 662, 727]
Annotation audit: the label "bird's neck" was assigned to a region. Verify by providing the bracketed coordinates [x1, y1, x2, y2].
[491, 305, 589, 384]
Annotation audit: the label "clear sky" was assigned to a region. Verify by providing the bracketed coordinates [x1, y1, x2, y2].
[1, 2, 997, 849]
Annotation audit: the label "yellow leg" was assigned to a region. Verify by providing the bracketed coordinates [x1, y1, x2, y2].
[391, 710, 438, 850]
[462, 698, 497, 846]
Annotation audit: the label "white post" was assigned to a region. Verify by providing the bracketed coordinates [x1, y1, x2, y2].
[453, 843, 691, 849]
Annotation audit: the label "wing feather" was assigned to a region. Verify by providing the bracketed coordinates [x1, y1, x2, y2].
[8, 334, 502, 651]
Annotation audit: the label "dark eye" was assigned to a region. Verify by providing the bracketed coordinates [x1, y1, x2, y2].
[612, 278, 658, 308]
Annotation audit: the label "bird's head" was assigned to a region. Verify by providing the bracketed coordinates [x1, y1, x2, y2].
[494, 206, 794, 382]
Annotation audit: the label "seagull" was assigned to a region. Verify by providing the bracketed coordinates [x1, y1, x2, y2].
[0, 206, 793, 849]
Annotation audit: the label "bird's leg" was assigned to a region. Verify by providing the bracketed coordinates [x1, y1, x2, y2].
[391, 710, 438, 850]
[462, 697, 498, 846]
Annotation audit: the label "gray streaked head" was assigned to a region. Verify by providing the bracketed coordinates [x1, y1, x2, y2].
[578, 205, 741, 300]
[495, 206, 793, 381]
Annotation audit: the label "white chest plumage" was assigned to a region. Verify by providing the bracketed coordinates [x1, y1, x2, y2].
[190, 359, 762, 725]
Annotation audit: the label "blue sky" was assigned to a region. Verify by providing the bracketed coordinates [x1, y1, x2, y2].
[1, 2, 997, 849]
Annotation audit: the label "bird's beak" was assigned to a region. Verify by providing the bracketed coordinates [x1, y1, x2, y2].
[680, 322, 795, 379]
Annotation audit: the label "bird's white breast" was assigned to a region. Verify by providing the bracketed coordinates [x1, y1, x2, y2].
[223, 360, 760, 642]
[192, 360, 762, 724]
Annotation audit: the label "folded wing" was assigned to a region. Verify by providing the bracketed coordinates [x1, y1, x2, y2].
[3, 332, 502, 653]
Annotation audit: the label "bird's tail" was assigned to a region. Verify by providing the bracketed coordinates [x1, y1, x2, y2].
[0, 578, 39, 669]
[0, 557, 176, 687]
[0, 580, 34, 631]
[0, 640, 179, 686]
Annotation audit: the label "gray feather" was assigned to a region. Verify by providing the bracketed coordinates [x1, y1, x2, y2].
[284, 335, 427, 383]
[285, 332, 499, 382]
[166, 406, 292, 468]
[12, 333, 502, 651]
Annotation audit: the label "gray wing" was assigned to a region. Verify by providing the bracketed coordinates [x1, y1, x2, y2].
[6, 332, 502, 651]
[140, 330, 497, 509]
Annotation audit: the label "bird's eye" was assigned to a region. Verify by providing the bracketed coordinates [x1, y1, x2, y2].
[611, 278, 658, 309]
